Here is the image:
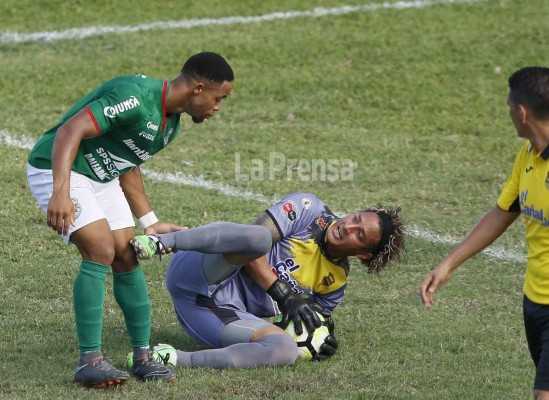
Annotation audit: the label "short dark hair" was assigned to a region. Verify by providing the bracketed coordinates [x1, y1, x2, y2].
[360, 205, 405, 274]
[181, 52, 234, 84]
[508, 67, 549, 119]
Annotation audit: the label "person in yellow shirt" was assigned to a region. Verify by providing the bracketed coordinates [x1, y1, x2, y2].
[420, 66, 549, 400]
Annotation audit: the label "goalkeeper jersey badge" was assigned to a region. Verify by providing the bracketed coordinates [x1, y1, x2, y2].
[315, 216, 328, 230]
[301, 197, 312, 209]
[281, 201, 299, 222]
[322, 272, 335, 287]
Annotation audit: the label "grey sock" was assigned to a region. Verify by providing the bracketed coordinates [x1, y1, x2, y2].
[157, 222, 271, 255]
[175, 334, 297, 369]
[175, 349, 192, 366]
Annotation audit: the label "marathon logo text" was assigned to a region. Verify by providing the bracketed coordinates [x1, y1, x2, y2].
[103, 96, 141, 119]
[123, 139, 151, 161]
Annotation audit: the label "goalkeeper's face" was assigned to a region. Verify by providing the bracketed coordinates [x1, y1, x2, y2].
[325, 211, 381, 260]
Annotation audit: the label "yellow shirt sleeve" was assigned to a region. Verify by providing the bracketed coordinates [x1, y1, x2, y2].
[497, 141, 528, 211]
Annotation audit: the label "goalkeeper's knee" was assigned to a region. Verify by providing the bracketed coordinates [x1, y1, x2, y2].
[256, 334, 298, 366]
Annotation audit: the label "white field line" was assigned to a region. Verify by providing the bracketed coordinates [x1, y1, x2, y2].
[0, 129, 525, 263]
[1, 0, 485, 44]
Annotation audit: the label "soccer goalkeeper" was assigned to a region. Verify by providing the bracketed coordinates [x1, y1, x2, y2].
[130, 192, 405, 369]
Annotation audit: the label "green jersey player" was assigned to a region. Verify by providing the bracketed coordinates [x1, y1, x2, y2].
[26, 52, 233, 387]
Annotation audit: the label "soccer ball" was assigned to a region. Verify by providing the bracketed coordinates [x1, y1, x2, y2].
[124, 343, 177, 370]
[273, 313, 331, 361]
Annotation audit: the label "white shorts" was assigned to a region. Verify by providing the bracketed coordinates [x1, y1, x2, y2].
[27, 164, 135, 243]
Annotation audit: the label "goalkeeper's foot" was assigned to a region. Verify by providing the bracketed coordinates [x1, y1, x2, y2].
[130, 235, 165, 260]
[152, 343, 178, 367]
[74, 357, 130, 388]
[125, 344, 177, 370]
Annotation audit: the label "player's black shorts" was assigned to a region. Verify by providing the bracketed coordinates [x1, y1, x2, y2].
[523, 295, 549, 390]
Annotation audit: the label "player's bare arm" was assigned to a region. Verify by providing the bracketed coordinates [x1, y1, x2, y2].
[253, 212, 282, 243]
[242, 212, 282, 289]
[248, 211, 321, 335]
[421, 206, 520, 308]
[119, 168, 185, 235]
[48, 110, 99, 235]
[243, 256, 277, 290]
[118, 167, 154, 219]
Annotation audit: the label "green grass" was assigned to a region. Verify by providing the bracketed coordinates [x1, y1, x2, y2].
[0, 0, 544, 398]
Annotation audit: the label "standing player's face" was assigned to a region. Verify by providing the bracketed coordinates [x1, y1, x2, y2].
[190, 81, 232, 123]
[507, 93, 527, 138]
[325, 212, 381, 260]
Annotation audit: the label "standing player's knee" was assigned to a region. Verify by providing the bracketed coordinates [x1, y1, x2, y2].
[80, 240, 116, 265]
[72, 225, 116, 266]
[112, 245, 138, 271]
[112, 228, 138, 270]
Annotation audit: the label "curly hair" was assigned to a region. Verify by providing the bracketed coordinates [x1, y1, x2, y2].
[360, 205, 406, 274]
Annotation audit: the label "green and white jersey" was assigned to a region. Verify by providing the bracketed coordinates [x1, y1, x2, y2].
[28, 75, 181, 182]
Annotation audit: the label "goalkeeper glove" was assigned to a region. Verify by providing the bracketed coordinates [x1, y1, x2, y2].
[313, 316, 339, 361]
[267, 279, 321, 335]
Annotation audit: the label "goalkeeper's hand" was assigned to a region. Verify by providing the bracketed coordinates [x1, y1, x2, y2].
[313, 317, 339, 361]
[267, 279, 321, 335]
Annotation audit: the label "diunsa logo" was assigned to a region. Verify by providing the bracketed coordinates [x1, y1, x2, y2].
[103, 96, 141, 119]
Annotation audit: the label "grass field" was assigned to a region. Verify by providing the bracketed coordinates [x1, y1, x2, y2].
[0, 0, 547, 398]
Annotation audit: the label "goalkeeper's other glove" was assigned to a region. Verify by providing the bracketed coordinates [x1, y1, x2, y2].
[313, 316, 339, 361]
[267, 278, 321, 335]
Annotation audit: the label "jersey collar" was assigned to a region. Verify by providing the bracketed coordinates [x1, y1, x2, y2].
[528, 143, 549, 160]
[320, 220, 349, 269]
[540, 145, 549, 160]
[161, 80, 169, 132]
